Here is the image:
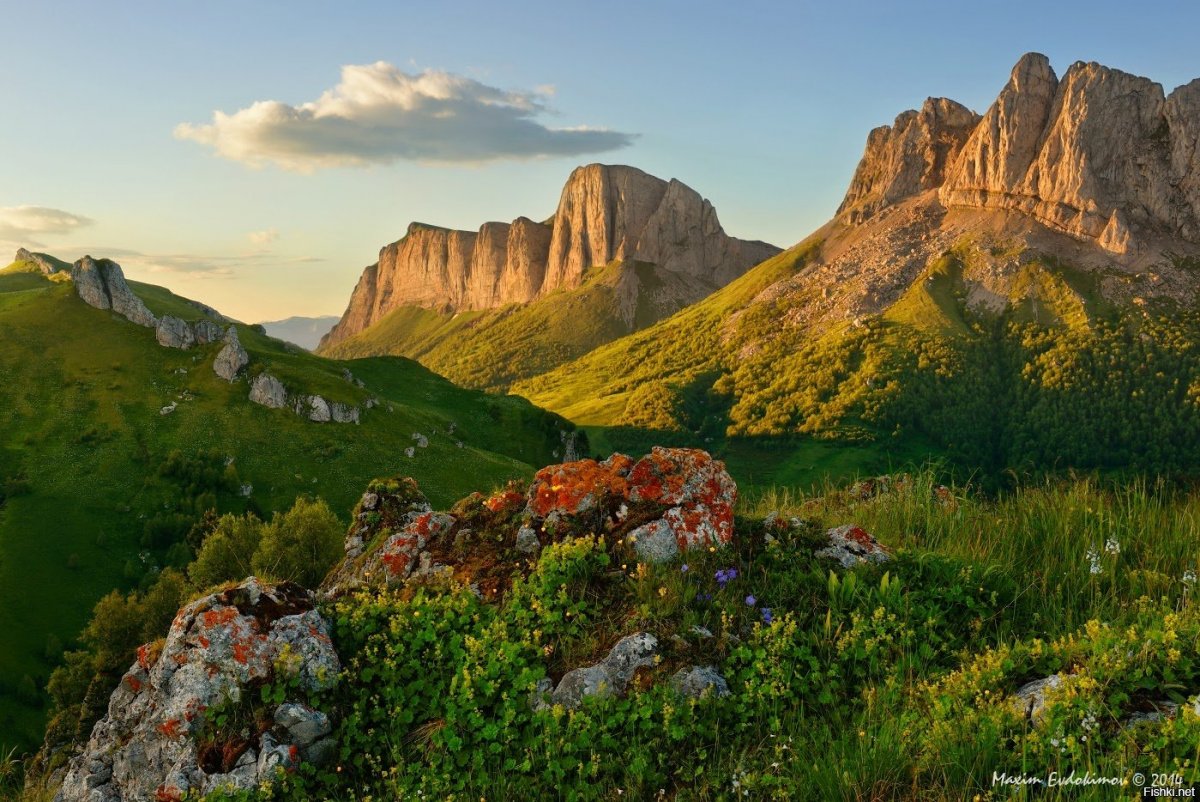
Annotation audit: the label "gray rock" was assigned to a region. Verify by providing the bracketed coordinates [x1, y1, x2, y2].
[816, 524, 891, 568]
[629, 518, 680, 564]
[54, 579, 339, 802]
[670, 665, 731, 698]
[71, 256, 157, 327]
[249, 373, 288, 409]
[156, 315, 196, 349]
[213, 328, 249, 381]
[547, 632, 659, 710]
[274, 703, 331, 746]
[331, 402, 360, 423]
[14, 248, 65, 275]
[159, 402, 177, 416]
[192, 319, 224, 345]
[1011, 674, 1064, 725]
[412, 432, 429, 448]
[516, 526, 541, 555]
[295, 395, 332, 422]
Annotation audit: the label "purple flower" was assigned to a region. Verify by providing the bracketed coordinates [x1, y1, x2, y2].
[760, 607, 773, 623]
[680, 564, 689, 573]
[745, 595, 757, 606]
[697, 592, 712, 602]
[715, 568, 739, 588]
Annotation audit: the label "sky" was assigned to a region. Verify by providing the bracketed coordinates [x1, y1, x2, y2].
[3, 0, 1200, 322]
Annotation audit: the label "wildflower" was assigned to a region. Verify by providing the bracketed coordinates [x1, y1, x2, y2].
[1104, 537, 1120, 555]
[1184, 569, 1197, 589]
[1086, 548, 1102, 575]
[745, 595, 757, 606]
[658, 587, 668, 598]
[715, 567, 738, 588]
[761, 607, 773, 624]
[680, 564, 689, 573]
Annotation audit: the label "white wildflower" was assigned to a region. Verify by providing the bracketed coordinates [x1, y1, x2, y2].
[1087, 547, 1103, 575]
[1104, 537, 1120, 555]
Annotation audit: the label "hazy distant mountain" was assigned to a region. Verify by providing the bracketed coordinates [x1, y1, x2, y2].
[257, 315, 340, 350]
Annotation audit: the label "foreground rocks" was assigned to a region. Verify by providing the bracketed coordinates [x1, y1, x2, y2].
[55, 579, 340, 802]
[322, 447, 739, 597]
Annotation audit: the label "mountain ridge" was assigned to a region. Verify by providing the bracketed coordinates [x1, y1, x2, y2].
[318, 163, 779, 350]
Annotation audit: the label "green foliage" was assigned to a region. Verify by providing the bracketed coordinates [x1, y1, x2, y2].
[250, 497, 343, 588]
[189, 514, 264, 590]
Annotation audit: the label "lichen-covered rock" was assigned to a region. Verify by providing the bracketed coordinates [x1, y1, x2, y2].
[541, 632, 660, 710]
[156, 316, 196, 349]
[213, 328, 249, 382]
[330, 402, 360, 424]
[525, 447, 736, 563]
[248, 373, 288, 409]
[816, 524, 891, 568]
[670, 665, 731, 699]
[71, 256, 158, 328]
[54, 579, 340, 802]
[322, 477, 434, 593]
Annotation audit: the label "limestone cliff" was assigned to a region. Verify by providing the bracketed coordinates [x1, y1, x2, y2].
[840, 53, 1200, 255]
[319, 165, 779, 349]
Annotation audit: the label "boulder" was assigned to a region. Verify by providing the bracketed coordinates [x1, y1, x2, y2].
[1010, 674, 1064, 725]
[670, 665, 731, 699]
[537, 632, 660, 710]
[295, 395, 332, 423]
[54, 579, 340, 802]
[330, 403, 360, 424]
[71, 256, 157, 328]
[248, 373, 288, 409]
[213, 328, 249, 382]
[156, 316, 196, 349]
[192, 319, 225, 345]
[816, 524, 891, 568]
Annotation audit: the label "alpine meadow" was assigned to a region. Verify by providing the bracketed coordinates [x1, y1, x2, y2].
[4, 6, 1200, 801]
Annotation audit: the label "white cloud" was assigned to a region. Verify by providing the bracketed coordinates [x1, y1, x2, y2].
[0, 205, 93, 244]
[175, 62, 634, 171]
[66, 246, 326, 278]
[248, 228, 279, 246]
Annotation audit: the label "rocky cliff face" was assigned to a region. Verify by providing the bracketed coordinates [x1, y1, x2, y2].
[71, 256, 158, 328]
[319, 164, 779, 349]
[840, 53, 1200, 255]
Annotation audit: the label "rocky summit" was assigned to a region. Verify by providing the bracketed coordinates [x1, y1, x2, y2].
[842, 52, 1200, 256]
[318, 164, 779, 349]
[71, 256, 158, 328]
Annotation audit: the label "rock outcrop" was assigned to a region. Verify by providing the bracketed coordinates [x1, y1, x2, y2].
[156, 316, 196, 349]
[837, 98, 981, 224]
[71, 256, 157, 328]
[322, 447, 737, 597]
[532, 633, 660, 711]
[212, 328, 249, 381]
[319, 164, 779, 349]
[54, 579, 340, 802]
[248, 372, 360, 425]
[840, 53, 1200, 254]
[13, 248, 67, 275]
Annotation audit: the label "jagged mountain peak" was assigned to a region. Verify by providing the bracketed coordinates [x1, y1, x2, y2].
[319, 163, 779, 350]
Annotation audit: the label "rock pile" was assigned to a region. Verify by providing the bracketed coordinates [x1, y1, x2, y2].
[54, 579, 340, 802]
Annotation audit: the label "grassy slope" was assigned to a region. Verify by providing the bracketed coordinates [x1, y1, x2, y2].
[0, 265, 569, 751]
[320, 262, 697, 392]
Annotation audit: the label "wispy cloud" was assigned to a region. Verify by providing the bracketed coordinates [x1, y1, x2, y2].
[63, 246, 325, 278]
[175, 61, 635, 171]
[248, 228, 279, 246]
[0, 205, 93, 246]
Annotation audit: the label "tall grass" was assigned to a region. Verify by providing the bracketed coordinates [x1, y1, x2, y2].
[749, 470, 1200, 632]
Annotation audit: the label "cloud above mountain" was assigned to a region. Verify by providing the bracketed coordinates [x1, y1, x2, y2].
[0, 205, 93, 245]
[175, 62, 635, 171]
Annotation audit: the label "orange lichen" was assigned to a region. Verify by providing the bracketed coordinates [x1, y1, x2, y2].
[156, 718, 184, 739]
[202, 607, 240, 629]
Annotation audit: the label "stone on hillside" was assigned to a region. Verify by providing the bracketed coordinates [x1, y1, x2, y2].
[160, 402, 177, 416]
[71, 256, 158, 328]
[295, 395, 332, 423]
[324, 478, 433, 590]
[249, 373, 288, 409]
[213, 328, 249, 382]
[1011, 674, 1064, 725]
[816, 524, 891, 568]
[54, 579, 340, 802]
[526, 447, 737, 563]
[156, 315, 196, 349]
[192, 319, 224, 345]
[412, 432, 429, 448]
[543, 632, 660, 710]
[14, 248, 65, 275]
[330, 402, 360, 424]
[670, 665, 731, 699]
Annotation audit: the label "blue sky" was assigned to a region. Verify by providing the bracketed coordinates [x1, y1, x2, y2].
[2, 0, 1198, 320]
